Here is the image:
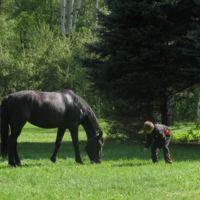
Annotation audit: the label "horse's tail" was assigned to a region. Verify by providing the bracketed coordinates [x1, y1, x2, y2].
[1, 96, 9, 158]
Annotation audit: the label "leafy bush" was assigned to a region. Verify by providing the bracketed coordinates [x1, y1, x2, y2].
[0, 15, 102, 116]
[171, 120, 200, 143]
[175, 88, 200, 122]
[0, 20, 96, 93]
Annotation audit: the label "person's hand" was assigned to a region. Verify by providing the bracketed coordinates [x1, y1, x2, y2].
[143, 148, 148, 152]
[156, 148, 160, 153]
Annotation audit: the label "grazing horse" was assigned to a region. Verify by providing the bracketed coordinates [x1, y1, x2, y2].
[0, 90, 104, 167]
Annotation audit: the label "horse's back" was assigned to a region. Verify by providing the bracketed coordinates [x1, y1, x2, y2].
[6, 90, 67, 128]
[29, 91, 68, 127]
[4, 89, 99, 130]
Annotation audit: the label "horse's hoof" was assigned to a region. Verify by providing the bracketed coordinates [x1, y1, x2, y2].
[50, 157, 56, 163]
[77, 162, 84, 165]
[76, 160, 83, 164]
[16, 163, 22, 167]
[9, 163, 16, 168]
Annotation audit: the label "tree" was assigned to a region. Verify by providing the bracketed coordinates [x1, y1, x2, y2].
[73, 0, 82, 31]
[66, 0, 74, 33]
[12, 0, 60, 47]
[198, 90, 200, 121]
[60, 0, 66, 35]
[94, 0, 98, 27]
[175, 87, 200, 122]
[66, 0, 100, 33]
[81, 0, 200, 138]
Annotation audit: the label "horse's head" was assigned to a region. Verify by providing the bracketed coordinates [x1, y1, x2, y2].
[85, 131, 104, 164]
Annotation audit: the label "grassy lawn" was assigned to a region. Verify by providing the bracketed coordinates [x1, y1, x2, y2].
[0, 122, 200, 199]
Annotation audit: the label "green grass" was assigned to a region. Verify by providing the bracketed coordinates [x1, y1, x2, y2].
[0, 122, 200, 199]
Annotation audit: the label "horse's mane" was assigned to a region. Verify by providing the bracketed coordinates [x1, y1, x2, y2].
[59, 89, 101, 134]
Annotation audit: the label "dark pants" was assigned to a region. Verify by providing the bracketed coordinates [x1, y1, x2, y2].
[151, 135, 172, 163]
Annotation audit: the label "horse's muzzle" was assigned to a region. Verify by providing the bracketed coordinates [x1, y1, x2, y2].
[91, 159, 101, 164]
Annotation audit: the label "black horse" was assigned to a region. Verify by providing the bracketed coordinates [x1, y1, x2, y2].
[1, 89, 104, 167]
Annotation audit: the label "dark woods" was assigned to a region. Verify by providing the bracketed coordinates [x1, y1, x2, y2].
[81, 0, 200, 137]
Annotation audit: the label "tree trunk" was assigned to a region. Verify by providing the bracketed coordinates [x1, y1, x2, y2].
[20, 0, 27, 49]
[160, 98, 169, 126]
[146, 101, 156, 123]
[167, 95, 175, 126]
[66, 0, 74, 33]
[49, 0, 53, 30]
[60, 0, 66, 35]
[94, 0, 98, 27]
[73, 0, 82, 32]
[198, 91, 200, 121]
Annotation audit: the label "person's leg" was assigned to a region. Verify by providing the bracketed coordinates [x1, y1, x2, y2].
[151, 140, 159, 163]
[163, 136, 172, 164]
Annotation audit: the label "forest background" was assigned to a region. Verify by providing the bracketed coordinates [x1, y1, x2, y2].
[0, 0, 200, 141]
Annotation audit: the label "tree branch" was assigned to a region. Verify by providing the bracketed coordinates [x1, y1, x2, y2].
[13, 0, 19, 7]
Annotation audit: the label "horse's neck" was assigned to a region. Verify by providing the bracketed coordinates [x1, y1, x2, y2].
[81, 115, 100, 140]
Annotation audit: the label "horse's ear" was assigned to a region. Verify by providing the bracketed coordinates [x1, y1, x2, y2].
[99, 131, 105, 146]
[98, 131, 103, 138]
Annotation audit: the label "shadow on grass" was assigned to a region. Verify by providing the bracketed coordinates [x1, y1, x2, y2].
[16, 141, 87, 160]
[1, 140, 200, 167]
[111, 162, 152, 167]
[0, 141, 87, 168]
[169, 142, 200, 162]
[102, 141, 200, 163]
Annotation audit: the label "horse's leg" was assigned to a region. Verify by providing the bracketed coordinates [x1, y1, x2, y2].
[8, 129, 21, 167]
[68, 124, 83, 164]
[50, 126, 66, 163]
[8, 135, 16, 167]
[14, 142, 21, 166]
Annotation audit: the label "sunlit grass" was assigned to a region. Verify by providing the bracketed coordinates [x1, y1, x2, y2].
[0, 122, 200, 199]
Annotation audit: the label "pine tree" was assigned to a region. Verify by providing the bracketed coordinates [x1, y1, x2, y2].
[82, 0, 200, 138]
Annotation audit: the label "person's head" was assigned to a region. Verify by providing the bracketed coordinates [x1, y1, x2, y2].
[143, 121, 154, 134]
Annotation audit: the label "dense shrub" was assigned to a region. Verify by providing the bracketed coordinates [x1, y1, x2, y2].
[175, 88, 200, 122]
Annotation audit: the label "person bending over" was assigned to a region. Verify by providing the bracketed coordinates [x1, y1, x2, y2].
[143, 121, 172, 164]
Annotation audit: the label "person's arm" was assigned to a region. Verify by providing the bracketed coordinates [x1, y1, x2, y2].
[144, 134, 153, 149]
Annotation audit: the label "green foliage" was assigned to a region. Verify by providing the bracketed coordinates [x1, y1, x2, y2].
[172, 131, 194, 143]
[0, 0, 105, 116]
[12, 0, 60, 30]
[24, 24, 74, 91]
[0, 13, 97, 103]
[0, 15, 23, 99]
[82, 0, 200, 137]
[171, 120, 200, 143]
[2, 0, 200, 123]
[175, 88, 200, 121]
[7, 0, 106, 36]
